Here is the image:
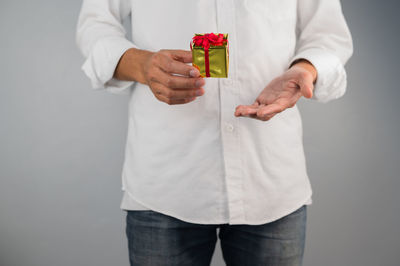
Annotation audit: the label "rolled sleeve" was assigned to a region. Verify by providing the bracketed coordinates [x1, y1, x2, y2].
[81, 36, 137, 94]
[291, 0, 353, 103]
[291, 48, 347, 103]
[76, 0, 137, 95]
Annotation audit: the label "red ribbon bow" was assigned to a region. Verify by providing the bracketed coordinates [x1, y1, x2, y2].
[192, 33, 227, 50]
[192, 33, 227, 77]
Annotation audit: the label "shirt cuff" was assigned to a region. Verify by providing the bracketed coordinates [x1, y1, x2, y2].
[290, 48, 347, 103]
[81, 36, 138, 95]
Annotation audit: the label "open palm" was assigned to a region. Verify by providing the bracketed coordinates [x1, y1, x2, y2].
[235, 64, 316, 121]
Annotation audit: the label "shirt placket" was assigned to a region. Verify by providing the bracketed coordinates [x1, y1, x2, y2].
[216, 0, 245, 224]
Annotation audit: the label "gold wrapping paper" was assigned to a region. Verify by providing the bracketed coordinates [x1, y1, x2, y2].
[191, 33, 229, 78]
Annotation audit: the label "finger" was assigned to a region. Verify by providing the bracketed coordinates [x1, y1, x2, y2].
[256, 103, 285, 118]
[235, 101, 260, 116]
[240, 112, 275, 121]
[235, 105, 258, 117]
[157, 52, 200, 77]
[167, 49, 193, 63]
[258, 113, 276, 121]
[155, 67, 205, 89]
[155, 93, 197, 105]
[162, 59, 201, 77]
[152, 81, 204, 100]
[298, 72, 314, 98]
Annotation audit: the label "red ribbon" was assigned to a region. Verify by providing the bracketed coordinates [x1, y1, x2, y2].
[192, 33, 227, 77]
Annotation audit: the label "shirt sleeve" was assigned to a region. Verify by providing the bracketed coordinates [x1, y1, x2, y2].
[290, 0, 354, 103]
[76, 0, 138, 94]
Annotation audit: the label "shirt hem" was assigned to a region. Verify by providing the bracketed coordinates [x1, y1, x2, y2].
[120, 189, 313, 225]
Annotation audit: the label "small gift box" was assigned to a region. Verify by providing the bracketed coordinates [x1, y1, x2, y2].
[190, 33, 229, 78]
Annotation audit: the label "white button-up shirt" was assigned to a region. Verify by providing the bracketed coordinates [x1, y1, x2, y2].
[76, 0, 353, 225]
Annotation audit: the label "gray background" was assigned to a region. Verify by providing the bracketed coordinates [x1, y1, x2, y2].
[0, 0, 399, 265]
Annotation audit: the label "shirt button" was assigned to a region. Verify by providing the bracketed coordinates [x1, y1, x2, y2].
[226, 123, 234, 132]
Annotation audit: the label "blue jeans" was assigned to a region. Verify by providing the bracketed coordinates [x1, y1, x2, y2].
[125, 205, 307, 266]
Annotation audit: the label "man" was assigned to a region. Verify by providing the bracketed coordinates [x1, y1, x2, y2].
[76, 0, 353, 265]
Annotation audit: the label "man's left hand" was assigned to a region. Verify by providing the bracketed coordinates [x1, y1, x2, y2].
[235, 60, 317, 121]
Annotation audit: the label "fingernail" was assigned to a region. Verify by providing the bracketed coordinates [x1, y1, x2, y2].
[190, 69, 199, 77]
[196, 89, 203, 96]
[195, 79, 205, 87]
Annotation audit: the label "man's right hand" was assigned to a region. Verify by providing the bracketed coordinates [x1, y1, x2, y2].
[114, 48, 205, 105]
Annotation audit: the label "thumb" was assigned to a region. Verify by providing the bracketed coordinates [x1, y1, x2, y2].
[298, 73, 314, 99]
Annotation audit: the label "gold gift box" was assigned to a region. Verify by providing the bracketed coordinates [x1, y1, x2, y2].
[191, 33, 229, 78]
